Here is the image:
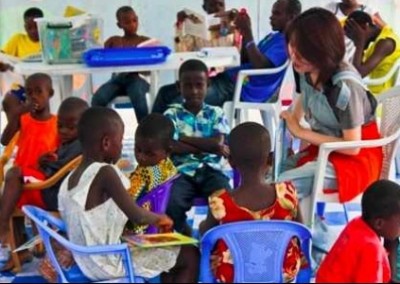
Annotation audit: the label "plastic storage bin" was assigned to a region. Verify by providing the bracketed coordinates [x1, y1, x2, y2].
[36, 15, 103, 64]
[83, 46, 171, 67]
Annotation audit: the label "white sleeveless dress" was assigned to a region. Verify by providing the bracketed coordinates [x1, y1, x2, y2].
[58, 162, 179, 281]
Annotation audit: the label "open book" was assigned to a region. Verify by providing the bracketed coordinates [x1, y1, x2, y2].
[182, 8, 221, 40]
[122, 232, 198, 248]
[137, 38, 162, 48]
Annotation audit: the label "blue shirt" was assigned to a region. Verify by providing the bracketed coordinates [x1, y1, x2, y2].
[226, 32, 288, 102]
[164, 103, 230, 177]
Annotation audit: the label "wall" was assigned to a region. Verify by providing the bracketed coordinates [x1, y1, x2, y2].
[0, 0, 399, 87]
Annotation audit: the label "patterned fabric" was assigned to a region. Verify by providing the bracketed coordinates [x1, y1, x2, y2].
[208, 183, 305, 283]
[128, 158, 177, 200]
[164, 103, 230, 177]
[126, 158, 177, 234]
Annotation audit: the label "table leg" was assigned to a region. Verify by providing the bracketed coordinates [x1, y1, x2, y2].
[148, 71, 160, 110]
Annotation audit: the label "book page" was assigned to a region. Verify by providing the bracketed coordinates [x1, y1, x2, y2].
[182, 9, 220, 40]
[137, 38, 162, 48]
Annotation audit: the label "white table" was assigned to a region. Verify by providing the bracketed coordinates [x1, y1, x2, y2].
[13, 47, 241, 108]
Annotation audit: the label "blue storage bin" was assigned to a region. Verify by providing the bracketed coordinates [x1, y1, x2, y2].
[83, 46, 171, 67]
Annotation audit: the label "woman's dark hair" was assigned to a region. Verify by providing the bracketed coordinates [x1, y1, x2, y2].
[286, 8, 345, 87]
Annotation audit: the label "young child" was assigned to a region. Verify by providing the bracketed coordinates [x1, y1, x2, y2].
[316, 179, 400, 283]
[344, 11, 400, 94]
[58, 107, 199, 282]
[0, 97, 88, 270]
[0, 73, 57, 267]
[1, 8, 44, 122]
[163, 59, 231, 233]
[199, 122, 304, 283]
[126, 113, 178, 233]
[91, 6, 150, 121]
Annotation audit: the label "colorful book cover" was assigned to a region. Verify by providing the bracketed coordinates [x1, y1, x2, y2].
[122, 232, 198, 248]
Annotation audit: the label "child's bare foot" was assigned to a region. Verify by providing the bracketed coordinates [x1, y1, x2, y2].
[0, 249, 33, 272]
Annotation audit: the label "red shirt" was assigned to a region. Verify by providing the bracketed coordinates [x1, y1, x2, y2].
[316, 217, 391, 283]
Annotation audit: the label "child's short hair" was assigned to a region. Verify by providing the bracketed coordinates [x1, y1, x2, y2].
[116, 6, 134, 20]
[25, 73, 52, 88]
[23, 7, 44, 19]
[229, 122, 271, 169]
[362, 180, 400, 221]
[58, 97, 89, 115]
[136, 113, 174, 150]
[178, 59, 208, 79]
[78, 107, 123, 147]
[347, 10, 374, 26]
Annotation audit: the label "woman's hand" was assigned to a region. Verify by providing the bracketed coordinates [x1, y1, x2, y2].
[280, 110, 302, 138]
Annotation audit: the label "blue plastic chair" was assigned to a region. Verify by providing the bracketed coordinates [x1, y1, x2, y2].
[200, 220, 312, 283]
[137, 174, 179, 234]
[22, 205, 144, 283]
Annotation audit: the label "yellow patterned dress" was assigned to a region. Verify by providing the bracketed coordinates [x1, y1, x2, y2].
[126, 158, 177, 233]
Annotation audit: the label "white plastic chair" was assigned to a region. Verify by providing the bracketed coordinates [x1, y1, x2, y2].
[302, 85, 400, 228]
[363, 57, 400, 88]
[227, 60, 293, 151]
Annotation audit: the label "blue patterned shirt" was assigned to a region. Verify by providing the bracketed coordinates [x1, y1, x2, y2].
[164, 103, 230, 177]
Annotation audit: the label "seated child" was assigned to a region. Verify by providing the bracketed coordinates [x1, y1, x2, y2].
[316, 179, 400, 283]
[58, 107, 199, 282]
[0, 97, 88, 270]
[91, 6, 150, 121]
[164, 59, 231, 233]
[1, 8, 44, 122]
[199, 122, 304, 283]
[126, 113, 177, 233]
[0, 73, 57, 246]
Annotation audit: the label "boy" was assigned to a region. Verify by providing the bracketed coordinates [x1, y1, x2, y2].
[164, 59, 231, 233]
[1, 7, 44, 122]
[0, 73, 56, 268]
[91, 6, 150, 121]
[0, 97, 88, 270]
[345, 11, 400, 94]
[316, 179, 400, 283]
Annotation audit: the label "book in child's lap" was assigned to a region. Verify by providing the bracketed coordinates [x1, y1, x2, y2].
[122, 232, 198, 248]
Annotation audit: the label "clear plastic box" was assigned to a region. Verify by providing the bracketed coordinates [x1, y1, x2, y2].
[36, 15, 103, 64]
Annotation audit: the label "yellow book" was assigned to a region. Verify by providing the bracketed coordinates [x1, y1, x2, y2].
[122, 232, 198, 248]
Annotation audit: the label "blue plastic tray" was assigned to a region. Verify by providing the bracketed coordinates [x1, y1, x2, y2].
[83, 46, 171, 67]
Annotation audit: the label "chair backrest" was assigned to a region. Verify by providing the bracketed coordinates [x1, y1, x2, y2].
[200, 220, 312, 283]
[136, 175, 179, 234]
[364, 57, 400, 87]
[376, 86, 400, 179]
[22, 205, 136, 283]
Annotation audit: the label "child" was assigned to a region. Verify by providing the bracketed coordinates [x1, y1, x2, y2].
[91, 6, 150, 121]
[316, 179, 400, 283]
[0, 73, 57, 267]
[344, 11, 400, 94]
[199, 122, 304, 283]
[58, 107, 199, 282]
[0, 97, 88, 270]
[126, 113, 178, 233]
[1, 8, 44, 122]
[164, 59, 231, 233]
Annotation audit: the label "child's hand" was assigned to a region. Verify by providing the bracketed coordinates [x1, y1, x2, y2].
[39, 152, 58, 167]
[155, 215, 174, 233]
[0, 62, 12, 72]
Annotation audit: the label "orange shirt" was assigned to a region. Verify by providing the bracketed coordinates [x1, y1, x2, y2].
[316, 217, 391, 283]
[14, 113, 58, 179]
